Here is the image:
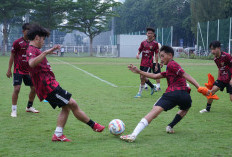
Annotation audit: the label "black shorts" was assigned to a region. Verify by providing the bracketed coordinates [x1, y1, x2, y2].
[214, 80, 232, 94]
[154, 90, 192, 111]
[13, 73, 33, 86]
[140, 66, 151, 73]
[46, 86, 72, 109]
[152, 63, 161, 74]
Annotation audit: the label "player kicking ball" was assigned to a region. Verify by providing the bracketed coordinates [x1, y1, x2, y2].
[26, 24, 105, 142]
[121, 46, 202, 142]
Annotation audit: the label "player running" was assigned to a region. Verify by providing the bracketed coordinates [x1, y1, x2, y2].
[6, 23, 39, 118]
[26, 24, 105, 142]
[121, 45, 202, 142]
[200, 41, 232, 113]
[134, 27, 159, 98]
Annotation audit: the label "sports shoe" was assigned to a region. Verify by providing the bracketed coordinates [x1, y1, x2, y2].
[134, 93, 141, 98]
[52, 134, 71, 142]
[166, 126, 175, 134]
[11, 110, 17, 117]
[120, 134, 136, 142]
[93, 123, 105, 132]
[151, 87, 157, 95]
[199, 109, 209, 113]
[43, 100, 48, 102]
[26, 107, 40, 113]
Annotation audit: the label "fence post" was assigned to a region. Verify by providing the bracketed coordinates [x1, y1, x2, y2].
[217, 19, 220, 41]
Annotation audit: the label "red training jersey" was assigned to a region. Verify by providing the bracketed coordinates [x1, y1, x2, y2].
[138, 39, 158, 67]
[11, 37, 29, 74]
[26, 45, 59, 101]
[214, 51, 232, 83]
[161, 60, 189, 93]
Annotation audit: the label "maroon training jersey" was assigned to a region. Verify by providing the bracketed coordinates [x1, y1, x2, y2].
[138, 40, 158, 67]
[11, 37, 29, 74]
[214, 51, 232, 83]
[161, 60, 188, 93]
[26, 45, 59, 101]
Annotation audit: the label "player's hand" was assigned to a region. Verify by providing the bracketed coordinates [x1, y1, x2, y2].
[6, 70, 12, 78]
[128, 64, 140, 74]
[136, 54, 140, 59]
[44, 45, 61, 55]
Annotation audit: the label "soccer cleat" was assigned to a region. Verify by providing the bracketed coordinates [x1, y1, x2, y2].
[11, 111, 17, 118]
[26, 107, 40, 113]
[166, 126, 175, 134]
[120, 134, 136, 142]
[134, 93, 141, 98]
[93, 123, 105, 132]
[43, 100, 48, 103]
[151, 87, 157, 95]
[52, 134, 71, 142]
[199, 109, 209, 113]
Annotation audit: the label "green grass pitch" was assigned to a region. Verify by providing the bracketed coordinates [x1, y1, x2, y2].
[0, 56, 231, 157]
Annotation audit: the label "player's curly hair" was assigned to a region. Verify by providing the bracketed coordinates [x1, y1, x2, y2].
[209, 41, 221, 48]
[160, 45, 174, 56]
[27, 24, 50, 40]
[146, 27, 155, 33]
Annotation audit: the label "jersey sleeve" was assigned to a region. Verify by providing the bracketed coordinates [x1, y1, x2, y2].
[154, 42, 159, 54]
[26, 48, 37, 62]
[11, 41, 19, 54]
[169, 62, 185, 77]
[138, 41, 144, 53]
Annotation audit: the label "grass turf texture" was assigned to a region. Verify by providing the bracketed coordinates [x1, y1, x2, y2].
[0, 56, 231, 157]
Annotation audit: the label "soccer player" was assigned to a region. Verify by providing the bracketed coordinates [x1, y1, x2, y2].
[6, 23, 39, 118]
[120, 45, 201, 142]
[200, 41, 232, 113]
[26, 24, 105, 142]
[134, 27, 159, 98]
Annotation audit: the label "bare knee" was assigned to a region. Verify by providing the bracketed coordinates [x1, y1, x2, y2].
[14, 86, 21, 94]
[177, 110, 188, 117]
[68, 98, 79, 110]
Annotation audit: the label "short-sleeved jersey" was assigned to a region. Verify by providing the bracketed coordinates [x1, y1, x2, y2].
[26, 45, 59, 101]
[214, 51, 232, 83]
[160, 60, 188, 93]
[11, 37, 29, 74]
[138, 40, 159, 67]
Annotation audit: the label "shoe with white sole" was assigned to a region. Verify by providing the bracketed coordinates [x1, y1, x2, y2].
[11, 110, 17, 117]
[166, 126, 175, 134]
[26, 107, 40, 113]
[120, 134, 136, 142]
[199, 109, 209, 113]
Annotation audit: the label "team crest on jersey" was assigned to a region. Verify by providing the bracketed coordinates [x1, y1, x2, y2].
[150, 46, 153, 50]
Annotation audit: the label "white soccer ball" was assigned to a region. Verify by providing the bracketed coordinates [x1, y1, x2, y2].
[108, 119, 125, 135]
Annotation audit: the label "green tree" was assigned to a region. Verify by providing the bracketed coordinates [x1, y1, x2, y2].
[0, 0, 30, 55]
[65, 0, 121, 56]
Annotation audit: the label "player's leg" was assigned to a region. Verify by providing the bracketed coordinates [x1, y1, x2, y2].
[68, 98, 105, 132]
[200, 85, 220, 113]
[135, 73, 146, 98]
[153, 63, 161, 91]
[23, 75, 39, 113]
[120, 105, 163, 142]
[11, 73, 23, 117]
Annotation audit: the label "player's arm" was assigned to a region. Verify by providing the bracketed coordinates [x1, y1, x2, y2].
[128, 64, 164, 79]
[182, 72, 200, 89]
[6, 52, 14, 78]
[154, 53, 159, 71]
[28, 45, 60, 68]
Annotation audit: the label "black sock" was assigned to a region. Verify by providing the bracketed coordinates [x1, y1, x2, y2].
[146, 80, 154, 88]
[87, 119, 95, 128]
[27, 101, 33, 108]
[168, 114, 182, 128]
[206, 103, 211, 111]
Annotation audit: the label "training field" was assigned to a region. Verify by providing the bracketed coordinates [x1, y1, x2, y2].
[0, 56, 231, 157]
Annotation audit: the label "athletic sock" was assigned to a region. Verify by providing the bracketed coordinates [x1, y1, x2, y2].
[168, 114, 182, 128]
[55, 127, 63, 137]
[138, 84, 145, 95]
[12, 105, 17, 111]
[146, 80, 154, 88]
[87, 119, 95, 128]
[131, 118, 149, 137]
[27, 101, 33, 108]
[206, 103, 211, 111]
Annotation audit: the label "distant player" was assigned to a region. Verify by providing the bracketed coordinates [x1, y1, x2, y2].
[200, 41, 232, 113]
[6, 23, 39, 118]
[121, 46, 202, 142]
[134, 27, 159, 98]
[26, 24, 105, 142]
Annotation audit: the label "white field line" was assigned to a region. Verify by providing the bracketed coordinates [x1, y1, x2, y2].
[54, 59, 118, 87]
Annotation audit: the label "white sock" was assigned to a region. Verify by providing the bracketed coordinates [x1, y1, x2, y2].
[131, 118, 149, 137]
[156, 83, 160, 89]
[138, 84, 145, 94]
[55, 127, 63, 137]
[144, 83, 148, 88]
[12, 105, 17, 112]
